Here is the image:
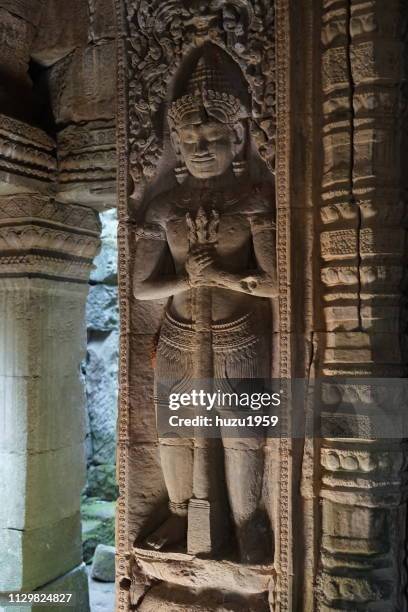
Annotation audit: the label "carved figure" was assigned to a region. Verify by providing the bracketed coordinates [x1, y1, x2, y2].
[133, 45, 277, 563]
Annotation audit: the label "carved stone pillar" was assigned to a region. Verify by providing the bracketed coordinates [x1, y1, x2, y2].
[311, 1, 408, 610]
[0, 195, 100, 609]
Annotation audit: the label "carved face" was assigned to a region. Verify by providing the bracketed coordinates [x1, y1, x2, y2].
[173, 119, 245, 179]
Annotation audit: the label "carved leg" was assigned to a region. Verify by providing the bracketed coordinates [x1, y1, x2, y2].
[145, 440, 193, 551]
[187, 437, 230, 556]
[223, 441, 271, 564]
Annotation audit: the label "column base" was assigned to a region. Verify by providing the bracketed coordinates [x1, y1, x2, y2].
[0, 564, 90, 612]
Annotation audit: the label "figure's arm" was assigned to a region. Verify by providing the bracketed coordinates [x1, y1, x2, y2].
[196, 214, 278, 298]
[133, 225, 190, 301]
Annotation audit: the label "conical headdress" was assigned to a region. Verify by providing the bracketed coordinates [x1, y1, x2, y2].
[168, 46, 250, 128]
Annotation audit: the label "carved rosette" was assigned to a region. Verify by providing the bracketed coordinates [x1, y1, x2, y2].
[0, 195, 101, 282]
[314, 1, 408, 610]
[0, 115, 57, 194]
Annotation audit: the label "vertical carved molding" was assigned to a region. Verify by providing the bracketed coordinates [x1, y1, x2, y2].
[114, 2, 131, 609]
[275, 0, 292, 609]
[316, 1, 408, 610]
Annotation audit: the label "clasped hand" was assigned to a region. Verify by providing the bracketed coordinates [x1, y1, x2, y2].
[185, 246, 220, 287]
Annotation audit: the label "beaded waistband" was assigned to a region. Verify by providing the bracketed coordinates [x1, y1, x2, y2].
[160, 310, 260, 352]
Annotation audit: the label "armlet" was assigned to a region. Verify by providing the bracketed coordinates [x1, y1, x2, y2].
[135, 223, 166, 241]
[249, 213, 276, 235]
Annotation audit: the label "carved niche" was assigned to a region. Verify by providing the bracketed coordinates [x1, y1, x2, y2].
[114, 1, 288, 611]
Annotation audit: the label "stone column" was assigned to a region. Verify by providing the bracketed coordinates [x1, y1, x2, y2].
[0, 195, 100, 610]
[312, 1, 408, 610]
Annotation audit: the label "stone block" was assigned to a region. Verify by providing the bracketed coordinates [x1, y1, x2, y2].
[90, 208, 118, 282]
[0, 279, 87, 378]
[0, 373, 86, 453]
[0, 115, 56, 195]
[0, 11, 34, 121]
[91, 544, 115, 582]
[0, 513, 82, 591]
[351, 40, 401, 86]
[85, 465, 118, 501]
[322, 122, 353, 189]
[85, 330, 118, 465]
[87, 285, 119, 331]
[36, 563, 90, 612]
[89, 0, 116, 41]
[31, 0, 89, 67]
[360, 227, 405, 258]
[82, 511, 115, 564]
[321, 331, 402, 365]
[0, 564, 89, 612]
[321, 8, 347, 47]
[51, 42, 116, 124]
[0, 444, 86, 531]
[322, 46, 350, 92]
[56, 121, 117, 210]
[0, 0, 42, 26]
[320, 229, 358, 261]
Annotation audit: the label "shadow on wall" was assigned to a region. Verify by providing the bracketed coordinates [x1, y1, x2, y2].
[81, 208, 118, 569]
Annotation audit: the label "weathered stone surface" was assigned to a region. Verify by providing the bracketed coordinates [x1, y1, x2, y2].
[0, 564, 90, 612]
[88, 566, 115, 612]
[134, 548, 273, 594]
[0, 373, 86, 453]
[49, 42, 116, 125]
[56, 121, 117, 210]
[0, 513, 82, 591]
[0, 444, 86, 531]
[85, 329, 118, 465]
[0, 116, 56, 195]
[31, 0, 89, 67]
[138, 584, 269, 612]
[87, 285, 119, 331]
[91, 544, 116, 582]
[82, 500, 115, 563]
[86, 464, 118, 501]
[37, 563, 90, 612]
[0, 0, 43, 26]
[90, 209, 118, 284]
[0, 10, 35, 121]
[89, 0, 116, 41]
[0, 279, 88, 378]
[0, 197, 100, 280]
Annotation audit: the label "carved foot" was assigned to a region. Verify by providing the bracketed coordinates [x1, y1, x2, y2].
[145, 513, 187, 551]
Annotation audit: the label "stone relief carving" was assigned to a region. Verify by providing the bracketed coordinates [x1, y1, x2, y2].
[57, 120, 117, 209]
[124, 0, 275, 197]
[116, 0, 278, 606]
[0, 114, 56, 193]
[133, 44, 277, 567]
[0, 195, 100, 282]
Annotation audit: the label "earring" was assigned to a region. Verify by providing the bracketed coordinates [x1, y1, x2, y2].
[232, 160, 247, 177]
[174, 164, 189, 184]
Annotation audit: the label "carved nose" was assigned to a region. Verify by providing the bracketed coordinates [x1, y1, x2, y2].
[196, 139, 210, 155]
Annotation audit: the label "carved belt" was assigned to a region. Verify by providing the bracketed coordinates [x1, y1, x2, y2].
[159, 310, 261, 354]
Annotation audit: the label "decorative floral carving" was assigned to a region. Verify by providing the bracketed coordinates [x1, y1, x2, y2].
[123, 0, 275, 193]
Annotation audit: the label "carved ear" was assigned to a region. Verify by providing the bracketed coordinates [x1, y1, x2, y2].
[233, 122, 245, 145]
[170, 127, 181, 154]
[232, 122, 246, 156]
